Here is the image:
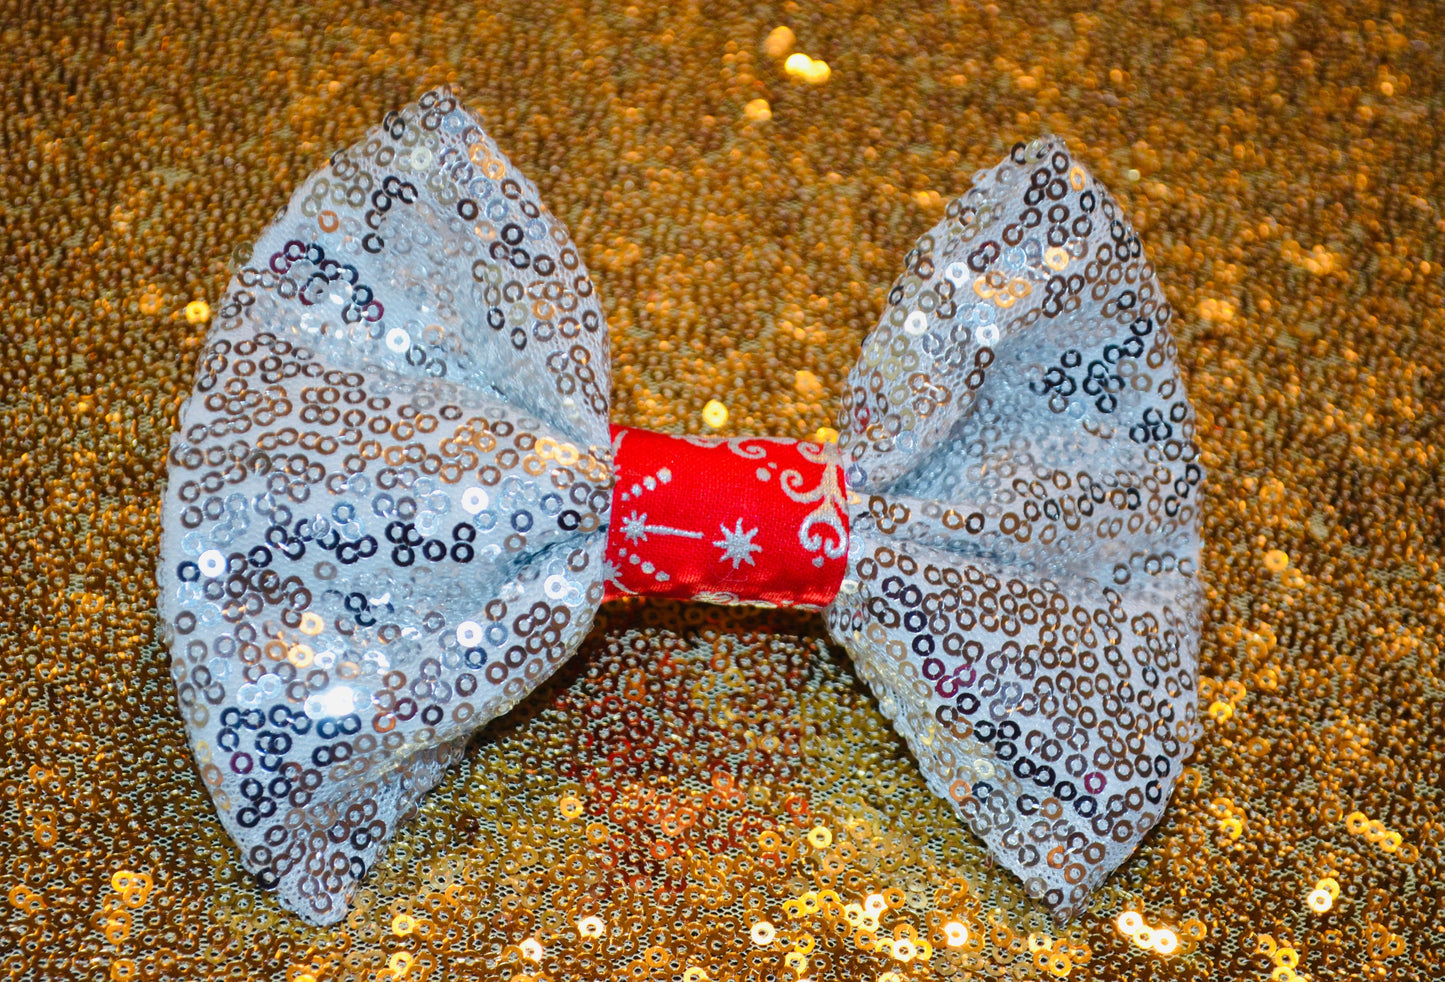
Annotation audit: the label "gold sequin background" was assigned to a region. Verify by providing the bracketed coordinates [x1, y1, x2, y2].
[3, 0, 1442, 979]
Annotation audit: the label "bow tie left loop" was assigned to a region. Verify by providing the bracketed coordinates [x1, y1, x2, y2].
[164, 88, 616, 923]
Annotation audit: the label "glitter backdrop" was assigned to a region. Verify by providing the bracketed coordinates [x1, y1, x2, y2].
[3, 1, 1443, 981]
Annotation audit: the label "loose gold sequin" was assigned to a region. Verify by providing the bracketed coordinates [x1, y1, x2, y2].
[762, 25, 795, 60]
[701, 399, 730, 429]
[783, 53, 831, 85]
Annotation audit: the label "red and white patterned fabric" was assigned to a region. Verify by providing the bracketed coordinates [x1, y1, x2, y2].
[603, 427, 849, 608]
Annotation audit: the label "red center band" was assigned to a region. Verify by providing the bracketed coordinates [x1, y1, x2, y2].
[602, 426, 851, 609]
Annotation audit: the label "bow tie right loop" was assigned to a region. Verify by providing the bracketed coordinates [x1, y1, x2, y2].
[828, 136, 1203, 919]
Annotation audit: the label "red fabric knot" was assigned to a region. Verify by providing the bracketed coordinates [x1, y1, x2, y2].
[603, 426, 850, 608]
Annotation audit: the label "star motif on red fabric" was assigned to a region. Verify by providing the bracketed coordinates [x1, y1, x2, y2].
[713, 518, 762, 568]
[619, 510, 703, 545]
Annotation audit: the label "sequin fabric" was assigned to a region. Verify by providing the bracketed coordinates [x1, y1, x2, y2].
[159, 91, 615, 924]
[829, 138, 1203, 921]
[6, 1, 1445, 979]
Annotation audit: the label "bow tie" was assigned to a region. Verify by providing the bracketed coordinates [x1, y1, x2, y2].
[160, 86, 1204, 926]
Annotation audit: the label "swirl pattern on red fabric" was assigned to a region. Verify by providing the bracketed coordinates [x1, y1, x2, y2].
[603, 426, 850, 608]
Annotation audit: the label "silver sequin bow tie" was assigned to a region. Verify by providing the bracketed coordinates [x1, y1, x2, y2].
[160, 86, 1204, 925]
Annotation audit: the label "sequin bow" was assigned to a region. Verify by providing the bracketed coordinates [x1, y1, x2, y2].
[160, 86, 1204, 925]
